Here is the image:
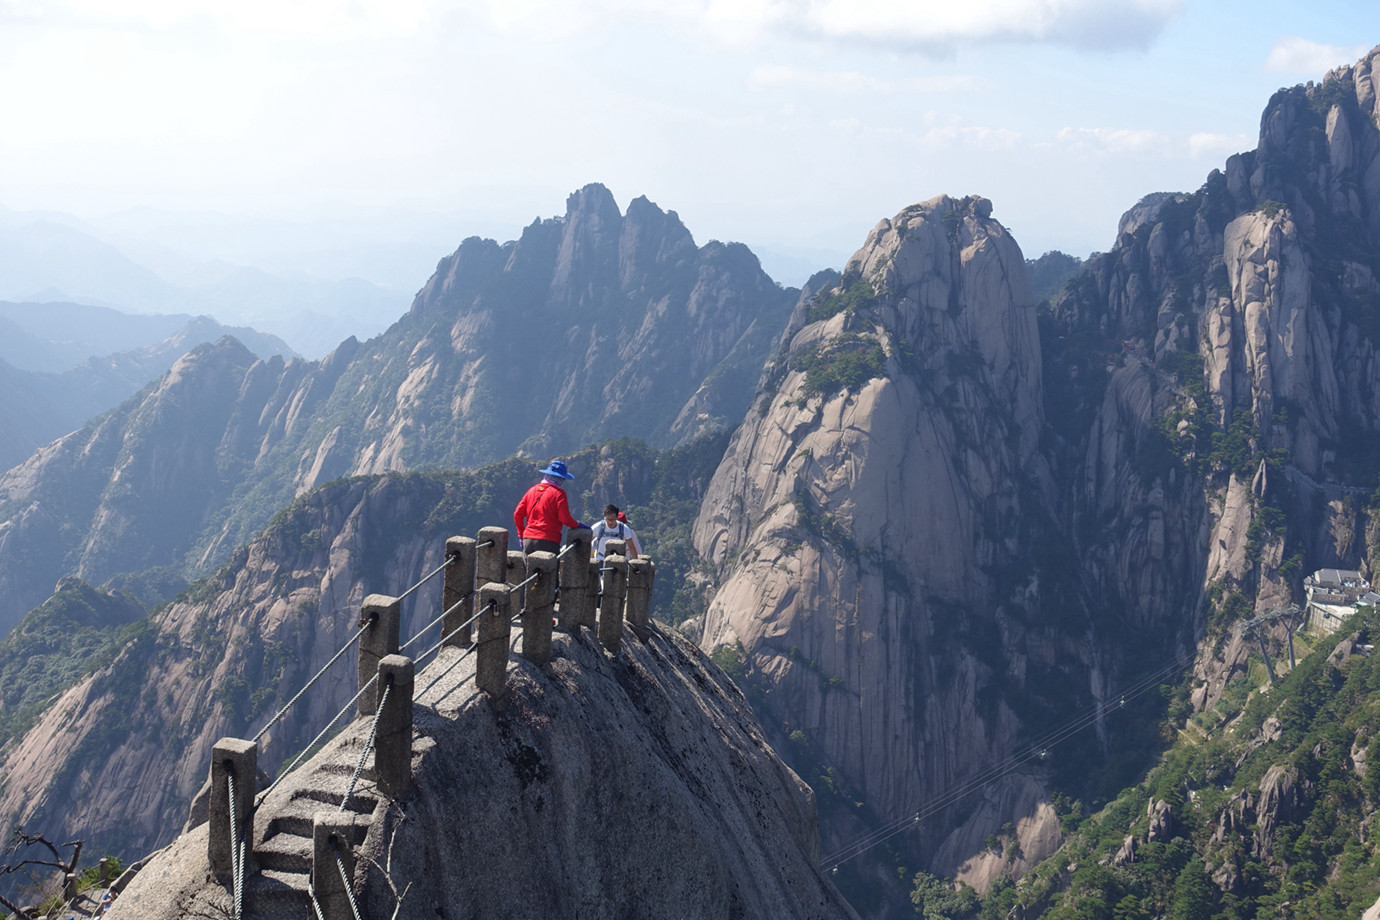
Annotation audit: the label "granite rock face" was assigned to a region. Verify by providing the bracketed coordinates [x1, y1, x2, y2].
[690, 46, 1380, 906]
[693, 195, 1058, 891]
[104, 611, 856, 920]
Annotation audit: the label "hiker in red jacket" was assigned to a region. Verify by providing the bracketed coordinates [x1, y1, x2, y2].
[513, 459, 584, 554]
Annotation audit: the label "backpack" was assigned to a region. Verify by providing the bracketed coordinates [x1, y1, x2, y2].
[596, 521, 625, 551]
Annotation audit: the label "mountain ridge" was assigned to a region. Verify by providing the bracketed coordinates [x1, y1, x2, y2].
[0, 184, 796, 635]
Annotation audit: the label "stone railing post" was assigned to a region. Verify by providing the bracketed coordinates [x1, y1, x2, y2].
[522, 551, 557, 665]
[557, 527, 593, 631]
[627, 557, 652, 628]
[442, 536, 476, 647]
[208, 738, 257, 883]
[507, 550, 527, 612]
[599, 547, 628, 651]
[313, 815, 360, 920]
[585, 558, 600, 630]
[476, 526, 509, 586]
[476, 583, 513, 699]
[375, 654, 414, 797]
[357, 594, 400, 716]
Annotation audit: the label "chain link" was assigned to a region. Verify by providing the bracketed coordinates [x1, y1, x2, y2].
[340, 679, 391, 812]
[334, 837, 364, 920]
[226, 766, 243, 919]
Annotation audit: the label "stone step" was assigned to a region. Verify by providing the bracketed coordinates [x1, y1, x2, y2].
[315, 760, 377, 778]
[245, 868, 311, 915]
[255, 834, 311, 873]
[265, 812, 313, 838]
[291, 786, 379, 815]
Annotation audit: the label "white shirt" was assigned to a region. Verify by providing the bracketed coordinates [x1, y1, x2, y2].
[592, 520, 640, 561]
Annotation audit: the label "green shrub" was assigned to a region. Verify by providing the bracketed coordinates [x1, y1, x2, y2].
[793, 334, 887, 399]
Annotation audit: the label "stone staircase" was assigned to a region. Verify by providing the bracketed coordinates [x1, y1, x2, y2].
[245, 744, 382, 916]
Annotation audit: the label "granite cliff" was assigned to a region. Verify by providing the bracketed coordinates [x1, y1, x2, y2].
[692, 195, 1064, 906]
[689, 45, 1380, 913]
[104, 617, 856, 920]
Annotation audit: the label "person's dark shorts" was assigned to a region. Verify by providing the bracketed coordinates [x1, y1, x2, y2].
[523, 538, 560, 554]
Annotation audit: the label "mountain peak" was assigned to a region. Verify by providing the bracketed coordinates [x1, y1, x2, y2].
[564, 182, 622, 223]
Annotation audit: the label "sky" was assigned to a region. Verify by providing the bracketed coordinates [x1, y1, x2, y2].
[0, 0, 1376, 286]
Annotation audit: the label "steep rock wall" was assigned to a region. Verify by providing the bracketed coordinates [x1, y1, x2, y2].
[693, 196, 1064, 897]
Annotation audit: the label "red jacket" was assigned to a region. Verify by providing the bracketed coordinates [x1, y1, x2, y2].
[513, 481, 580, 542]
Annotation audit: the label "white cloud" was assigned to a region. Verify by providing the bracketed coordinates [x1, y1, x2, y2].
[0, 0, 44, 21]
[1265, 37, 1371, 75]
[748, 65, 983, 94]
[13, 0, 438, 40]
[793, 0, 1183, 52]
[1055, 127, 1255, 161]
[749, 64, 890, 92]
[919, 122, 1022, 150]
[1187, 132, 1251, 158]
[1057, 127, 1173, 156]
[177, 0, 1180, 53]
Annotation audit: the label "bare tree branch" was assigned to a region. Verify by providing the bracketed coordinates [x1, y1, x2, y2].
[0, 890, 32, 920]
[359, 803, 412, 920]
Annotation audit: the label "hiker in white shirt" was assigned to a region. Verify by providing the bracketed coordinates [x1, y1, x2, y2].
[592, 504, 641, 562]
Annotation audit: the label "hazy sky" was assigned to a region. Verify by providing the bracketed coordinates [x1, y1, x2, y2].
[1, 0, 1376, 281]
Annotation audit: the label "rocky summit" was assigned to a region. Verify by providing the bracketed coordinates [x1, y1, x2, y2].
[685, 44, 1380, 912]
[105, 619, 856, 920]
[692, 195, 1057, 898]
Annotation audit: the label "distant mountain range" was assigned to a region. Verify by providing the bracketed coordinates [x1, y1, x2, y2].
[0, 302, 293, 471]
[0, 185, 795, 635]
[0, 215, 409, 357]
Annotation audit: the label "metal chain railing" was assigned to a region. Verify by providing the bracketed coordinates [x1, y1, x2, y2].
[252, 617, 375, 744]
[227, 766, 245, 919]
[256, 674, 379, 808]
[339, 679, 391, 813]
[241, 534, 594, 908]
[334, 837, 364, 920]
[415, 603, 487, 667]
[396, 555, 454, 603]
[399, 591, 474, 654]
[256, 539, 577, 761]
[508, 570, 541, 593]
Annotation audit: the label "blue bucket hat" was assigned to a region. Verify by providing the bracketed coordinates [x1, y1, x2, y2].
[539, 459, 574, 480]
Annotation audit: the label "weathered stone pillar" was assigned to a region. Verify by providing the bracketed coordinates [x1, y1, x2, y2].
[522, 551, 557, 665]
[507, 550, 527, 613]
[475, 526, 508, 586]
[99, 856, 111, 885]
[599, 551, 628, 652]
[476, 583, 513, 699]
[64, 872, 77, 900]
[442, 536, 476, 647]
[627, 557, 652, 628]
[208, 738, 257, 883]
[557, 527, 593, 632]
[374, 655, 414, 797]
[313, 815, 359, 920]
[585, 559, 600, 630]
[357, 594, 400, 716]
